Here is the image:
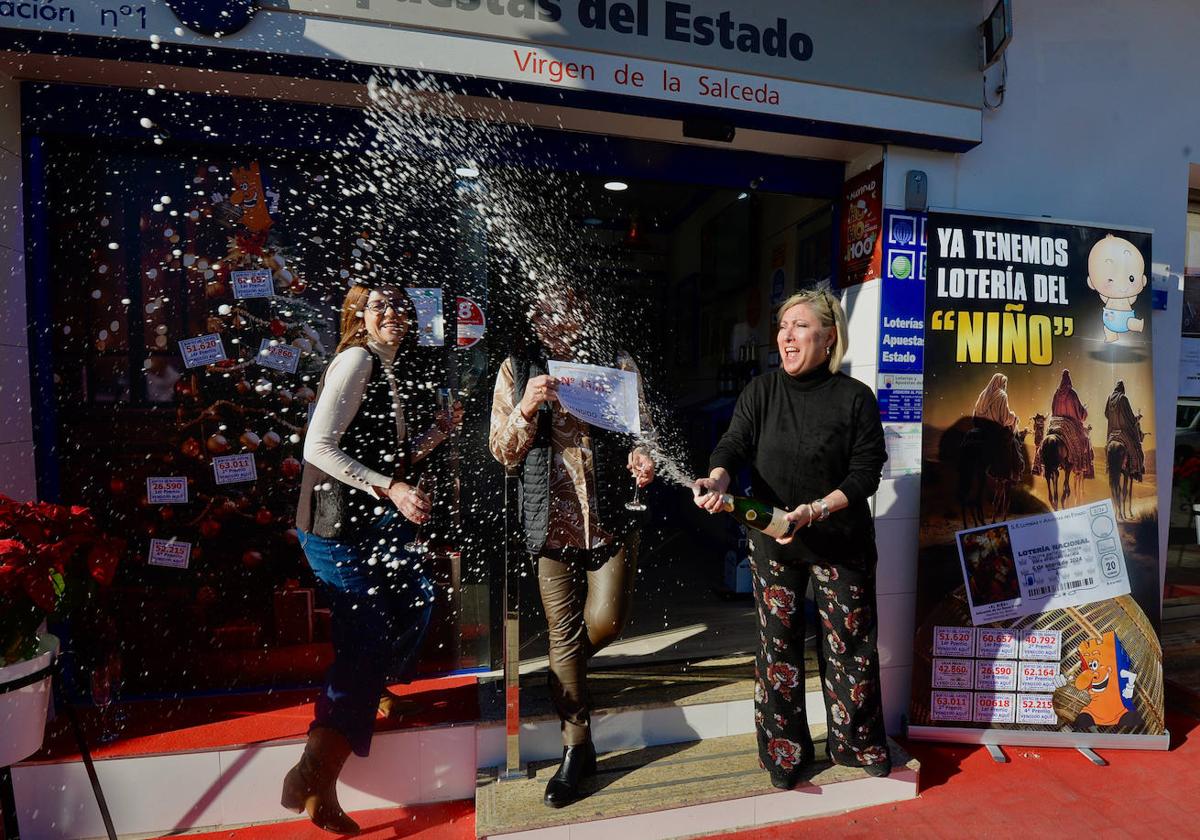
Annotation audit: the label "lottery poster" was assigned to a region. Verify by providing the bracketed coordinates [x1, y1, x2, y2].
[908, 212, 1165, 745]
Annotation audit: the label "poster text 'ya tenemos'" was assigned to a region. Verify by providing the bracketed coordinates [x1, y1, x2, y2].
[930, 226, 1074, 366]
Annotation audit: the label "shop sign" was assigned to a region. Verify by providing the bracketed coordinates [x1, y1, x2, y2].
[456, 296, 486, 348]
[270, 0, 981, 111]
[876, 208, 927, 472]
[407, 287, 445, 347]
[839, 163, 882, 288]
[0, 1, 981, 147]
[165, 0, 258, 36]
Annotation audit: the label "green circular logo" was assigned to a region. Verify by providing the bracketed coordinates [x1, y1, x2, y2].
[891, 254, 913, 279]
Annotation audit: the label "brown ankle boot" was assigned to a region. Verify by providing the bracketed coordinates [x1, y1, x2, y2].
[281, 727, 361, 835]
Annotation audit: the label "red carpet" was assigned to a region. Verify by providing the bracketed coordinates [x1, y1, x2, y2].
[705, 710, 1200, 838]
[32, 675, 479, 762]
[189, 711, 1200, 839]
[164, 801, 475, 840]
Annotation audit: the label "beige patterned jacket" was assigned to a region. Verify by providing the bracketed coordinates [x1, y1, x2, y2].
[489, 352, 651, 550]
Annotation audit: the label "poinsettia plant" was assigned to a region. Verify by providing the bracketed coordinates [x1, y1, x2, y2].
[0, 495, 125, 666]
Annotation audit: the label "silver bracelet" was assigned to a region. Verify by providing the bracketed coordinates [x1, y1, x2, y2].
[812, 498, 830, 521]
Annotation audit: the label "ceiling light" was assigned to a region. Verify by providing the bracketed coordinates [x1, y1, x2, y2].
[455, 166, 480, 178]
[604, 181, 628, 192]
[737, 192, 749, 200]
[583, 217, 603, 226]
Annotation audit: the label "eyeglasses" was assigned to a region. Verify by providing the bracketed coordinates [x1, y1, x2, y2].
[365, 300, 404, 315]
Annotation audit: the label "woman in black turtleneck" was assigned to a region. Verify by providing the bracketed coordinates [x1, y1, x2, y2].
[693, 288, 891, 788]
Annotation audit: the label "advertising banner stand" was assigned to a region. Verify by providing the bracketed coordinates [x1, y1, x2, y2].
[907, 211, 1169, 759]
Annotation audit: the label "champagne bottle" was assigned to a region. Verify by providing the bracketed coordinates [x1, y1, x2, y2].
[719, 494, 796, 539]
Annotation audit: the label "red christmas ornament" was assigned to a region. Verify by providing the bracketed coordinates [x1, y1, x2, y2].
[174, 379, 194, 398]
[242, 550, 264, 568]
[199, 519, 222, 538]
[280, 457, 302, 480]
[206, 433, 230, 454]
[254, 508, 274, 526]
[235, 379, 252, 395]
[109, 477, 126, 495]
[160, 507, 175, 522]
[262, 430, 282, 449]
[182, 438, 203, 459]
[269, 318, 287, 338]
[288, 275, 307, 294]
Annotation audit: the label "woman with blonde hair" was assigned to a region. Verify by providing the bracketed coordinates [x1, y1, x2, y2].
[694, 288, 891, 786]
[282, 281, 460, 835]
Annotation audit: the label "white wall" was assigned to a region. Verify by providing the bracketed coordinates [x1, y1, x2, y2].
[874, 0, 1189, 733]
[0, 72, 34, 500]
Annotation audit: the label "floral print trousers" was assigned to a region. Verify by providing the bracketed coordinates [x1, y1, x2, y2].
[751, 550, 889, 782]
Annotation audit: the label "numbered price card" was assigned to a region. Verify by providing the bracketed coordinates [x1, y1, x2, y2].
[146, 476, 188, 504]
[933, 626, 975, 657]
[231, 268, 275, 299]
[1019, 629, 1062, 661]
[976, 628, 1019, 658]
[932, 658, 973, 689]
[974, 660, 1018, 692]
[1016, 693, 1058, 725]
[256, 339, 301, 373]
[212, 453, 258, 485]
[179, 333, 227, 368]
[930, 690, 972, 723]
[972, 692, 1016, 724]
[1018, 661, 1060, 692]
[148, 538, 192, 569]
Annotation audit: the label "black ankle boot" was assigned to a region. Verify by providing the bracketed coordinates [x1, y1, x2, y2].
[863, 759, 892, 778]
[543, 742, 597, 808]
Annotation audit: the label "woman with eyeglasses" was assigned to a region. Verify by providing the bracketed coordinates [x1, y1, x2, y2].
[283, 281, 462, 835]
[693, 289, 892, 787]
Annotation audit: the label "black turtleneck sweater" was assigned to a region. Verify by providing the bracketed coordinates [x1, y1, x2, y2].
[709, 366, 887, 566]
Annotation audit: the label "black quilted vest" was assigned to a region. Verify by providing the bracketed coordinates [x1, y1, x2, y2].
[511, 350, 638, 555]
[301, 350, 407, 543]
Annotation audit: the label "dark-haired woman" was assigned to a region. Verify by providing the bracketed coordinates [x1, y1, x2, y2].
[282, 283, 460, 835]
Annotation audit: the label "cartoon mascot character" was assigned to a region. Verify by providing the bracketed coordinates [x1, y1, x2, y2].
[229, 162, 274, 255]
[1074, 631, 1138, 727]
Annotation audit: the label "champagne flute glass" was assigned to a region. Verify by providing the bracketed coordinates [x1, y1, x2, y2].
[404, 472, 435, 555]
[625, 475, 647, 512]
[90, 651, 123, 744]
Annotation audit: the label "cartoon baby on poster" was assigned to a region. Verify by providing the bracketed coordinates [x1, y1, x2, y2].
[1087, 233, 1147, 343]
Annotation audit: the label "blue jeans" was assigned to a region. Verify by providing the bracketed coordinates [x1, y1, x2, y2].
[298, 513, 434, 757]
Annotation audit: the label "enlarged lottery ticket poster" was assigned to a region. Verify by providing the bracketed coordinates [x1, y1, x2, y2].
[956, 500, 1131, 625]
[908, 212, 1165, 745]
